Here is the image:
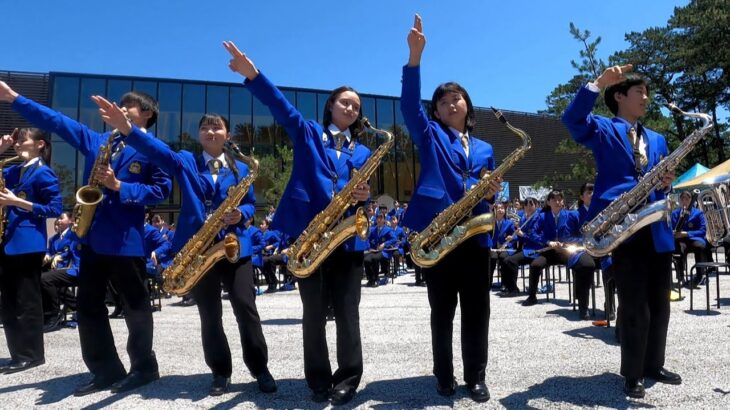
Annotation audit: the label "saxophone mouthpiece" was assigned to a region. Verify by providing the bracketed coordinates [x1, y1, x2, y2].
[361, 117, 372, 129]
[490, 107, 507, 124]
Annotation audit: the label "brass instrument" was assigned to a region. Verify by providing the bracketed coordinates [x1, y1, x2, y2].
[287, 118, 394, 278]
[163, 141, 258, 296]
[0, 153, 24, 244]
[72, 130, 120, 238]
[694, 174, 730, 246]
[582, 103, 714, 257]
[409, 108, 532, 268]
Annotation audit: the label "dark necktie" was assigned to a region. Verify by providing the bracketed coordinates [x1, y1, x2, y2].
[629, 125, 647, 175]
[208, 159, 222, 182]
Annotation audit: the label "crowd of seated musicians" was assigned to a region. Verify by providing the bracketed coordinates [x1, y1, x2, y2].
[37, 188, 726, 328]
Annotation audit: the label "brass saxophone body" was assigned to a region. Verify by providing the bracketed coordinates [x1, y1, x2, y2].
[409, 108, 532, 268]
[0, 155, 23, 244]
[163, 141, 258, 296]
[696, 176, 730, 246]
[287, 118, 394, 278]
[72, 130, 119, 238]
[582, 104, 714, 257]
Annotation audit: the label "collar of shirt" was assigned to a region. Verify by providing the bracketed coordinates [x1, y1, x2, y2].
[22, 157, 41, 168]
[60, 227, 70, 237]
[202, 151, 228, 169]
[448, 127, 469, 141]
[327, 124, 352, 145]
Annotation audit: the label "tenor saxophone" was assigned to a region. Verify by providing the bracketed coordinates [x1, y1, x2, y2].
[163, 141, 258, 296]
[287, 118, 394, 278]
[409, 108, 532, 268]
[72, 130, 119, 238]
[582, 103, 714, 257]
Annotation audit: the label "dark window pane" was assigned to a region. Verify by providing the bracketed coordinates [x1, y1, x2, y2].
[51, 141, 78, 209]
[253, 96, 277, 157]
[107, 79, 132, 105]
[297, 91, 316, 120]
[181, 84, 205, 153]
[79, 78, 106, 133]
[51, 76, 79, 144]
[230, 87, 253, 150]
[157, 82, 181, 144]
[395, 100, 414, 201]
[360, 97, 377, 195]
[317, 93, 329, 123]
[206, 85, 228, 117]
[376, 99, 396, 197]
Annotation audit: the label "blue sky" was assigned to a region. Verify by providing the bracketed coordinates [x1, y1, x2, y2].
[1, 0, 688, 114]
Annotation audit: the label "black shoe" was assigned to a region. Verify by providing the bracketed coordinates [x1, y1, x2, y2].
[646, 368, 682, 385]
[624, 378, 645, 398]
[265, 286, 277, 293]
[110, 370, 160, 393]
[311, 388, 331, 403]
[579, 308, 591, 320]
[498, 289, 521, 298]
[467, 382, 490, 402]
[330, 387, 356, 405]
[0, 359, 45, 374]
[43, 312, 65, 333]
[256, 369, 277, 393]
[74, 375, 124, 397]
[436, 378, 457, 397]
[209, 375, 231, 396]
[181, 297, 197, 307]
[522, 295, 538, 306]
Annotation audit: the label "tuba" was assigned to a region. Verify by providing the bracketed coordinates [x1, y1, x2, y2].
[695, 175, 730, 246]
[409, 108, 532, 268]
[582, 103, 714, 257]
[163, 141, 258, 296]
[72, 130, 119, 238]
[287, 118, 394, 278]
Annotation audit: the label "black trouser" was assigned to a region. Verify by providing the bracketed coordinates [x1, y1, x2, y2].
[266, 254, 292, 284]
[77, 246, 157, 382]
[488, 250, 510, 287]
[262, 254, 278, 286]
[424, 238, 490, 386]
[0, 251, 45, 363]
[613, 227, 672, 380]
[40, 268, 77, 319]
[363, 252, 387, 283]
[191, 256, 268, 378]
[529, 250, 595, 308]
[298, 247, 363, 393]
[501, 251, 533, 292]
[674, 238, 710, 282]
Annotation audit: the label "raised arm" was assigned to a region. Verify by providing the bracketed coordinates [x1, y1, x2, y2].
[1, 81, 103, 156]
[400, 14, 432, 147]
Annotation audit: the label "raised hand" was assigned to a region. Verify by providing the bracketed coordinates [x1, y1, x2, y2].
[91, 95, 132, 135]
[407, 14, 426, 67]
[0, 128, 18, 154]
[594, 64, 634, 89]
[223, 41, 259, 80]
[0, 81, 19, 103]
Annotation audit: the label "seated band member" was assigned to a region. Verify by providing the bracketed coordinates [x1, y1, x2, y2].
[671, 190, 709, 288]
[94, 97, 278, 397]
[401, 15, 500, 403]
[1, 81, 172, 395]
[562, 64, 680, 398]
[41, 212, 81, 332]
[520, 191, 596, 319]
[364, 213, 397, 287]
[488, 202, 517, 287]
[500, 197, 541, 296]
[245, 217, 265, 286]
[0, 127, 62, 374]
[225, 41, 371, 405]
[259, 220, 281, 293]
[389, 216, 407, 275]
[577, 182, 594, 227]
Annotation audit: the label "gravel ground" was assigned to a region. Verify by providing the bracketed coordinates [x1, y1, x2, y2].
[1, 261, 729, 409]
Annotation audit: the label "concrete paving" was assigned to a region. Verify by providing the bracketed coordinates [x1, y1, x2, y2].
[1, 263, 730, 409]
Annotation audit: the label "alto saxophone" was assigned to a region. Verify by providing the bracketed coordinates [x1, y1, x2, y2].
[72, 130, 119, 238]
[287, 118, 394, 278]
[409, 108, 532, 268]
[582, 103, 714, 257]
[163, 141, 258, 296]
[0, 149, 24, 245]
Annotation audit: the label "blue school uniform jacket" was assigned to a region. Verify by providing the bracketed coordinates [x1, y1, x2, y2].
[561, 85, 673, 252]
[11, 96, 172, 257]
[45, 228, 81, 277]
[124, 130, 255, 260]
[248, 226, 264, 268]
[400, 65, 495, 248]
[534, 209, 585, 268]
[368, 225, 398, 259]
[517, 211, 543, 258]
[261, 229, 281, 257]
[671, 207, 707, 247]
[3, 161, 62, 255]
[491, 218, 517, 252]
[244, 72, 371, 252]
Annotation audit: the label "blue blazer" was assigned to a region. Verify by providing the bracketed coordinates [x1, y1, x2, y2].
[392, 225, 407, 255]
[368, 225, 398, 259]
[3, 161, 62, 255]
[577, 205, 590, 227]
[248, 226, 264, 267]
[12, 96, 172, 257]
[124, 129, 255, 260]
[156, 230, 175, 269]
[46, 228, 81, 277]
[261, 229, 281, 257]
[244, 73, 372, 252]
[671, 207, 707, 247]
[491, 218, 517, 252]
[534, 209, 585, 267]
[562, 85, 673, 252]
[400, 65, 495, 248]
[518, 211, 545, 259]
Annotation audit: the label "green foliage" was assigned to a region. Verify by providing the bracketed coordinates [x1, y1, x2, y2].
[257, 144, 293, 207]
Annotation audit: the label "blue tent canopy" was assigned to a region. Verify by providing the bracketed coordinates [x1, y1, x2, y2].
[673, 163, 710, 187]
